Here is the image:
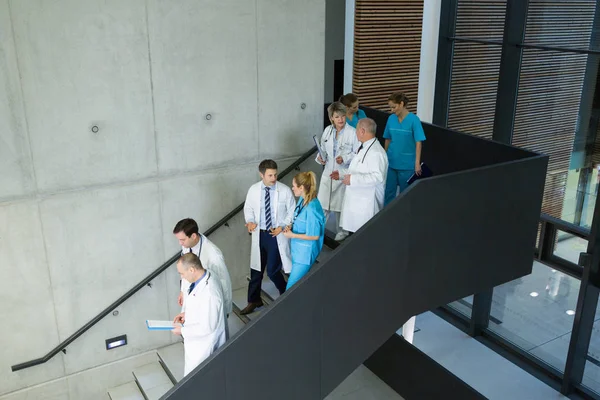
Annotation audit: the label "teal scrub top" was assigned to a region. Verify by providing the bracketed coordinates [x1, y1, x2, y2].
[290, 198, 326, 266]
[347, 109, 367, 128]
[383, 112, 426, 170]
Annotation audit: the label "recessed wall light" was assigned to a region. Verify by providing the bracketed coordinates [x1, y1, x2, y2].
[566, 310, 576, 316]
[106, 334, 127, 350]
[530, 292, 539, 297]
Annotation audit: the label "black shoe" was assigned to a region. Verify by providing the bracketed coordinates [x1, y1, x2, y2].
[240, 300, 264, 315]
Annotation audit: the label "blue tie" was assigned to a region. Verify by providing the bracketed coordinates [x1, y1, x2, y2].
[188, 281, 196, 295]
[265, 187, 272, 230]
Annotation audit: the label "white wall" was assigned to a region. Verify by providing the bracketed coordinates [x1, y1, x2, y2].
[0, 0, 325, 397]
[324, 0, 345, 103]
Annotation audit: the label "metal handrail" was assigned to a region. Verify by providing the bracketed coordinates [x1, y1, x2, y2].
[539, 213, 590, 239]
[11, 146, 318, 372]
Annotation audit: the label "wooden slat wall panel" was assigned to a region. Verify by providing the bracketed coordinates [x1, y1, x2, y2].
[447, 0, 506, 140]
[512, 0, 596, 219]
[352, 1, 424, 111]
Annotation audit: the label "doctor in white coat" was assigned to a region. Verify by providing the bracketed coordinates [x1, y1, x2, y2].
[241, 159, 295, 315]
[173, 218, 233, 338]
[316, 101, 360, 241]
[339, 118, 388, 233]
[172, 253, 226, 377]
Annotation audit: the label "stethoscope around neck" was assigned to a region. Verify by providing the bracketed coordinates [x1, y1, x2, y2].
[358, 139, 376, 163]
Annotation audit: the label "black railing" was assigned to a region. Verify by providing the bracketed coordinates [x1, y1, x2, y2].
[11, 146, 318, 372]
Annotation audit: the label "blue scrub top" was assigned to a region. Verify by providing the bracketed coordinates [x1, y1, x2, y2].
[347, 109, 367, 128]
[290, 198, 326, 266]
[383, 112, 426, 170]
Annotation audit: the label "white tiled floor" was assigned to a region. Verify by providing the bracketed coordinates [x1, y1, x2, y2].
[411, 312, 569, 400]
[325, 365, 404, 400]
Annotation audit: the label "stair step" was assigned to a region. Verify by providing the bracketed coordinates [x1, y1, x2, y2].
[232, 287, 266, 320]
[107, 381, 145, 400]
[132, 362, 173, 400]
[260, 277, 281, 301]
[228, 311, 246, 337]
[158, 343, 185, 383]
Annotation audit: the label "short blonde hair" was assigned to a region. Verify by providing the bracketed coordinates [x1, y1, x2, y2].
[327, 101, 347, 119]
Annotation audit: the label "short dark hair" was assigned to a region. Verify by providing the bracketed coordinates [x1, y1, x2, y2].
[179, 252, 204, 270]
[388, 92, 410, 107]
[258, 159, 278, 175]
[173, 218, 199, 237]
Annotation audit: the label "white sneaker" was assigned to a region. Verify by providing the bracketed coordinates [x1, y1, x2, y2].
[334, 231, 349, 241]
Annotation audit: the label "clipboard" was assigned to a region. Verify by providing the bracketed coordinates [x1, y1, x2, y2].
[313, 135, 327, 162]
[146, 320, 182, 331]
[406, 163, 433, 185]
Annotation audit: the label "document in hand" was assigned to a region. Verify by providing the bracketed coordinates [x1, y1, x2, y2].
[313, 135, 327, 162]
[146, 320, 182, 331]
[406, 163, 433, 186]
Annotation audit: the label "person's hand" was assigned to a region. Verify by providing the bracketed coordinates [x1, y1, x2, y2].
[283, 230, 295, 239]
[283, 225, 292, 233]
[330, 170, 340, 180]
[245, 222, 257, 233]
[173, 312, 186, 325]
[343, 174, 351, 185]
[415, 162, 422, 176]
[178, 291, 184, 307]
[172, 325, 182, 336]
[336, 156, 344, 165]
[317, 155, 326, 165]
[270, 226, 283, 236]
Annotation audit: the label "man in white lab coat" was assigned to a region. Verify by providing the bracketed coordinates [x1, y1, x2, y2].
[172, 253, 226, 376]
[173, 218, 233, 338]
[241, 159, 295, 315]
[338, 118, 388, 233]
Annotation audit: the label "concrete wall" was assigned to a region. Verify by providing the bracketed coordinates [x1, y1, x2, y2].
[0, 0, 325, 397]
[324, 0, 345, 103]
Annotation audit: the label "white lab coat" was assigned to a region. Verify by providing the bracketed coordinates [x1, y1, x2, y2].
[316, 123, 360, 212]
[244, 181, 295, 273]
[340, 138, 389, 233]
[181, 271, 226, 376]
[180, 235, 233, 316]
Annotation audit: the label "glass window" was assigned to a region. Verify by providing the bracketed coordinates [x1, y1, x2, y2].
[512, 48, 596, 228]
[448, 295, 473, 318]
[553, 232, 588, 266]
[524, 0, 598, 53]
[582, 306, 600, 393]
[447, 1, 506, 139]
[489, 261, 580, 372]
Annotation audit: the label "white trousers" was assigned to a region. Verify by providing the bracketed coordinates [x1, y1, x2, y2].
[325, 210, 346, 236]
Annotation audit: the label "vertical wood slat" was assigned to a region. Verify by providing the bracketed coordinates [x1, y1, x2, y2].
[352, 1, 424, 111]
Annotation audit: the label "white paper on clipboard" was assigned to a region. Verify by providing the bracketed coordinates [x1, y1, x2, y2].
[313, 135, 327, 162]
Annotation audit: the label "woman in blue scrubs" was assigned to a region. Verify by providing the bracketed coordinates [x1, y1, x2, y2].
[383, 92, 426, 206]
[340, 93, 367, 129]
[283, 171, 326, 289]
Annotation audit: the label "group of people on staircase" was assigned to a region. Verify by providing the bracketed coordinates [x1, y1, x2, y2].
[166, 91, 426, 378]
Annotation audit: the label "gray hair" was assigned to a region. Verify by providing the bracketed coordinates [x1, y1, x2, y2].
[327, 101, 347, 119]
[357, 118, 377, 136]
[179, 252, 204, 271]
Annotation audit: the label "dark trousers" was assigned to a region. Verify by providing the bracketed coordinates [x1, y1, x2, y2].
[247, 230, 288, 303]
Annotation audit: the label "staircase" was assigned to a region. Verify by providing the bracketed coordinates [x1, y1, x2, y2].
[107, 241, 337, 399]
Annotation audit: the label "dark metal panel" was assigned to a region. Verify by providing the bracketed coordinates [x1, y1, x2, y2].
[224, 270, 323, 400]
[491, 0, 528, 145]
[433, 0, 458, 126]
[162, 351, 227, 400]
[365, 334, 485, 400]
[319, 205, 412, 396]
